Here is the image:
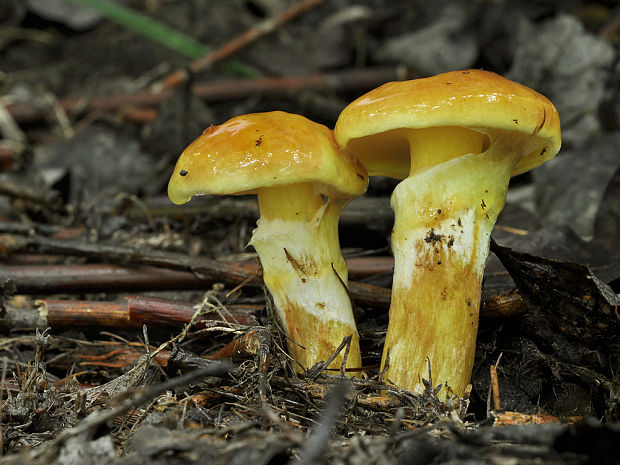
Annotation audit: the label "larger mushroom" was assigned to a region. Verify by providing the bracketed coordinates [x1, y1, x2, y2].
[334, 70, 561, 396]
[168, 111, 368, 374]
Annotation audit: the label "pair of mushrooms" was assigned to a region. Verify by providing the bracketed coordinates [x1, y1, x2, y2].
[168, 70, 561, 397]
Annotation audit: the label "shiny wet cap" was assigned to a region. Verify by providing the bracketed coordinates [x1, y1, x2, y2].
[334, 69, 561, 179]
[168, 111, 368, 204]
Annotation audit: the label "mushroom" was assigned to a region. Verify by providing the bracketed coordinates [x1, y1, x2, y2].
[334, 70, 561, 396]
[168, 111, 368, 374]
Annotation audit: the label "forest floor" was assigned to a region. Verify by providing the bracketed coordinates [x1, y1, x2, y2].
[0, 1, 619, 464]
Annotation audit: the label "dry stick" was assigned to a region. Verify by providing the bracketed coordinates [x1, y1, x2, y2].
[2, 257, 393, 292]
[3, 264, 227, 293]
[600, 9, 620, 38]
[36, 295, 260, 328]
[1, 234, 530, 317]
[487, 352, 503, 417]
[2, 264, 529, 324]
[0, 233, 259, 286]
[0, 233, 391, 309]
[0, 220, 83, 237]
[6, 67, 405, 124]
[490, 365, 501, 411]
[492, 411, 584, 426]
[159, 0, 327, 90]
[205, 328, 265, 360]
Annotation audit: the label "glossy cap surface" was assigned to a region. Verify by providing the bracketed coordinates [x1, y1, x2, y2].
[334, 69, 561, 179]
[168, 111, 368, 204]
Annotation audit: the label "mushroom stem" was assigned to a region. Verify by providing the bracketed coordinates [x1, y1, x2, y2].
[382, 127, 537, 397]
[251, 183, 361, 374]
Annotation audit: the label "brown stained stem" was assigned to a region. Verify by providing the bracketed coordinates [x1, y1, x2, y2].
[159, 0, 327, 91]
[6, 67, 405, 124]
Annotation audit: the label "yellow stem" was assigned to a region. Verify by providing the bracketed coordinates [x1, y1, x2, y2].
[251, 183, 361, 374]
[382, 128, 534, 397]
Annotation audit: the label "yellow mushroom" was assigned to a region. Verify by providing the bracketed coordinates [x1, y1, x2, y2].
[334, 70, 561, 396]
[168, 111, 368, 374]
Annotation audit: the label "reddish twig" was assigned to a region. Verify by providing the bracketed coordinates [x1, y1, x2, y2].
[6, 67, 406, 124]
[0, 233, 529, 316]
[0, 256, 392, 292]
[205, 328, 267, 360]
[599, 9, 620, 38]
[159, 0, 327, 90]
[126, 295, 259, 327]
[0, 174, 62, 210]
[2, 264, 225, 293]
[0, 295, 259, 332]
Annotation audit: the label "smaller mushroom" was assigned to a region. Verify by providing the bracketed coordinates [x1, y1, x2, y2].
[168, 111, 368, 374]
[334, 70, 561, 396]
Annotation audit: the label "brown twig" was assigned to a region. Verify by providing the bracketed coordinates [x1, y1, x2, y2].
[599, 9, 620, 38]
[0, 233, 259, 284]
[487, 353, 503, 416]
[0, 233, 391, 308]
[1, 234, 532, 316]
[159, 0, 327, 91]
[492, 411, 583, 426]
[2, 264, 228, 293]
[6, 67, 406, 124]
[490, 365, 501, 411]
[205, 328, 265, 360]
[0, 295, 260, 332]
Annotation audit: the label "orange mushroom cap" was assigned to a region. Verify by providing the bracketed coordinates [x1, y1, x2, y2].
[334, 69, 561, 179]
[168, 111, 367, 204]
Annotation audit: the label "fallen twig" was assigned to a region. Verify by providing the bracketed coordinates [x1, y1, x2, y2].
[158, 0, 327, 91]
[0, 295, 260, 332]
[6, 67, 406, 124]
[1, 257, 393, 294]
[0, 233, 391, 308]
[490, 365, 500, 411]
[492, 411, 584, 426]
